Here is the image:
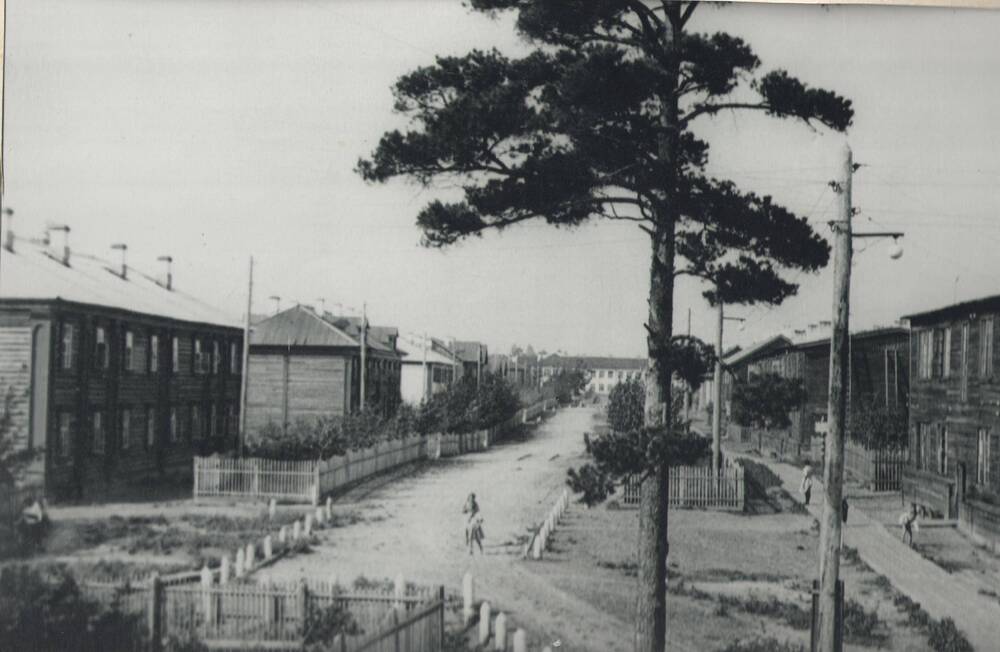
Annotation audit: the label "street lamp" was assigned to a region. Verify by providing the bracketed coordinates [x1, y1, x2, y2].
[817, 144, 904, 652]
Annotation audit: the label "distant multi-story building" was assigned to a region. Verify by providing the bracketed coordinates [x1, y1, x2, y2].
[540, 354, 646, 395]
[0, 234, 243, 500]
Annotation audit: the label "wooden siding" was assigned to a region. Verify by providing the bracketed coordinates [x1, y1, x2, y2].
[909, 314, 1000, 518]
[0, 327, 35, 464]
[245, 352, 350, 436]
[2, 300, 242, 501]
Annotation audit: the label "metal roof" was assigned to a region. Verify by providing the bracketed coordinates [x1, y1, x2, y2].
[249, 305, 400, 356]
[0, 241, 241, 328]
[903, 293, 1000, 326]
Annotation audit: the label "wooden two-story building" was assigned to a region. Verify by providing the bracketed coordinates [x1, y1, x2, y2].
[904, 295, 1000, 549]
[245, 305, 402, 436]
[0, 238, 243, 500]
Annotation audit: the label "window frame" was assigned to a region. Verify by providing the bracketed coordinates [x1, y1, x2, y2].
[120, 408, 132, 451]
[124, 330, 135, 373]
[57, 412, 73, 460]
[977, 428, 991, 486]
[92, 410, 105, 456]
[93, 326, 109, 371]
[59, 321, 76, 371]
[149, 333, 160, 374]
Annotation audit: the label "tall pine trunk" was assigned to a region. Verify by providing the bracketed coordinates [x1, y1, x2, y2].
[636, 10, 681, 651]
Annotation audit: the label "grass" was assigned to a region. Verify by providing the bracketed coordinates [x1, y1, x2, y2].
[716, 639, 805, 652]
[892, 593, 974, 652]
[669, 582, 811, 631]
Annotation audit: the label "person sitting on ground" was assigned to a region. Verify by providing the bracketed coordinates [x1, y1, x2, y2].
[899, 503, 919, 548]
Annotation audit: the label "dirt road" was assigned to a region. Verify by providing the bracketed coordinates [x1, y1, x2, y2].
[262, 406, 631, 652]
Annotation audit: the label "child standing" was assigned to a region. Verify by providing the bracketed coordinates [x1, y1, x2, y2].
[801, 464, 814, 506]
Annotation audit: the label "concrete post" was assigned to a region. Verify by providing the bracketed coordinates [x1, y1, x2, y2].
[279, 525, 288, 544]
[315, 506, 325, 526]
[304, 513, 313, 536]
[219, 555, 230, 584]
[462, 572, 474, 624]
[292, 520, 301, 541]
[494, 613, 507, 651]
[479, 602, 491, 644]
[200, 565, 213, 629]
[263, 535, 273, 559]
[235, 548, 245, 578]
[268, 498, 276, 520]
[532, 533, 543, 560]
[245, 542, 255, 571]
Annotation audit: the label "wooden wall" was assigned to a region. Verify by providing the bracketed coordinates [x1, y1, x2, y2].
[245, 351, 350, 436]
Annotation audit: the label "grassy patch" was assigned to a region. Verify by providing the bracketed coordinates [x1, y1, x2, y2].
[892, 593, 974, 652]
[670, 583, 811, 631]
[843, 599, 887, 646]
[716, 639, 805, 652]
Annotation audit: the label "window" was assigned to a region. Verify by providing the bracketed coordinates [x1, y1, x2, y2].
[169, 407, 179, 443]
[124, 331, 135, 372]
[57, 413, 72, 459]
[942, 328, 952, 378]
[885, 349, 900, 408]
[60, 322, 76, 371]
[939, 427, 949, 475]
[226, 404, 237, 436]
[146, 407, 156, 448]
[933, 329, 946, 378]
[980, 318, 994, 377]
[94, 327, 109, 370]
[961, 324, 970, 402]
[916, 423, 929, 471]
[171, 337, 180, 373]
[977, 429, 991, 486]
[210, 404, 219, 437]
[120, 409, 132, 450]
[149, 334, 160, 373]
[212, 341, 221, 375]
[92, 411, 105, 455]
[191, 405, 202, 440]
[230, 341, 240, 374]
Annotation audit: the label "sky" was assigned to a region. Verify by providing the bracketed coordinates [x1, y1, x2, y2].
[3, 1, 1000, 358]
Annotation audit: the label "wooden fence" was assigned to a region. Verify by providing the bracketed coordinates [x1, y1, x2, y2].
[622, 462, 745, 512]
[81, 575, 443, 652]
[844, 441, 907, 492]
[195, 401, 555, 505]
[958, 496, 1000, 555]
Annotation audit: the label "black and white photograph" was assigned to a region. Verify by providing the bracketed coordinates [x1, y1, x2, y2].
[1, 1, 1000, 650]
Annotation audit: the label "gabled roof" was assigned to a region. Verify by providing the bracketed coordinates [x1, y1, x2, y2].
[400, 346, 458, 366]
[0, 241, 241, 328]
[251, 305, 357, 347]
[325, 315, 397, 353]
[723, 335, 792, 367]
[793, 326, 907, 350]
[903, 293, 1000, 327]
[453, 341, 487, 363]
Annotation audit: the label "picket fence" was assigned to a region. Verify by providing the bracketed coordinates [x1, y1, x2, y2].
[194, 401, 555, 505]
[622, 462, 745, 511]
[463, 572, 557, 652]
[844, 441, 906, 492]
[80, 574, 443, 652]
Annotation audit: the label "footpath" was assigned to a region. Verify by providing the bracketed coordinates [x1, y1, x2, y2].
[739, 451, 1000, 652]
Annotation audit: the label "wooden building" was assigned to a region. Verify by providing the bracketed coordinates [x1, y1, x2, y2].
[245, 306, 401, 436]
[452, 341, 488, 386]
[0, 238, 243, 500]
[904, 296, 1000, 547]
[400, 338, 459, 405]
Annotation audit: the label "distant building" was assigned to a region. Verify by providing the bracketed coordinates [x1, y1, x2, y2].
[246, 306, 401, 435]
[0, 236, 242, 500]
[400, 338, 459, 404]
[452, 341, 488, 385]
[540, 355, 647, 395]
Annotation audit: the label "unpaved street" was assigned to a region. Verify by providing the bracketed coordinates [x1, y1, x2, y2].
[262, 407, 631, 652]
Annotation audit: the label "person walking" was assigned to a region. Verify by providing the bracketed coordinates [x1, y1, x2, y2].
[468, 510, 485, 556]
[801, 464, 814, 506]
[899, 503, 919, 548]
[463, 492, 479, 547]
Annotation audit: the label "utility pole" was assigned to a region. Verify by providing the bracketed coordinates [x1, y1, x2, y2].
[359, 302, 367, 411]
[684, 308, 692, 422]
[422, 332, 429, 402]
[818, 144, 853, 652]
[238, 256, 253, 456]
[712, 302, 724, 471]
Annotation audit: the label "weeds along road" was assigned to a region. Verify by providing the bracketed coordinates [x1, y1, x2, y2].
[261, 406, 631, 652]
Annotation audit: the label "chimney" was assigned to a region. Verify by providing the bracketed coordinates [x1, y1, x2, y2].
[2, 208, 13, 253]
[157, 255, 173, 290]
[48, 225, 71, 266]
[110, 243, 127, 279]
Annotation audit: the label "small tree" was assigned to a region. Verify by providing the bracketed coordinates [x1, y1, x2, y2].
[731, 372, 807, 432]
[607, 378, 645, 433]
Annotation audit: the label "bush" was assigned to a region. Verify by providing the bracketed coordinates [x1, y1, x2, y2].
[303, 601, 361, 645]
[717, 639, 805, 652]
[842, 599, 885, 645]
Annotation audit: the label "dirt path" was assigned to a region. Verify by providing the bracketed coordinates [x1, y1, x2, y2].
[740, 451, 1000, 652]
[261, 407, 630, 652]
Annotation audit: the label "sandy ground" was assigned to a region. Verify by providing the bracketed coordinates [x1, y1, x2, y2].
[259, 406, 627, 652]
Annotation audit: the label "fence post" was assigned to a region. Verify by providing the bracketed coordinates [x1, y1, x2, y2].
[312, 463, 320, 506]
[264, 535, 273, 560]
[494, 613, 507, 651]
[394, 573, 405, 609]
[246, 542, 255, 571]
[479, 602, 491, 644]
[148, 573, 163, 652]
[268, 498, 276, 520]
[513, 628, 527, 652]
[292, 520, 301, 541]
[304, 513, 313, 536]
[298, 578, 309, 639]
[200, 565, 213, 637]
[220, 554, 230, 585]
[462, 572, 474, 625]
[235, 548, 245, 578]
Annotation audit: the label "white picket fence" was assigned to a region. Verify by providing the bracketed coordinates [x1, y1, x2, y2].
[622, 461, 745, 512]
[463, 572, 559, 652]
[195, 401, 555, 505]
[524, 489, 570, 560]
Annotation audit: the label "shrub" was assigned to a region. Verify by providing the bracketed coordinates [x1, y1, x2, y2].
[842, 599, 885, 645]
[717, 639, 805, 652]
[303, 601, 361, 645]
[926, 618, 974, 652]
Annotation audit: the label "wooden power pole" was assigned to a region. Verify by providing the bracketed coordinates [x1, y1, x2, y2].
[818, 143, 853, 652]
[238, 256, 253, 456]
[712, 302, 724, 471]
[359, 303, 367, 410]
